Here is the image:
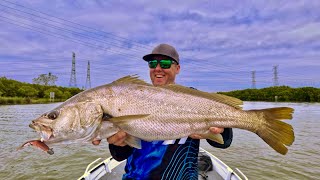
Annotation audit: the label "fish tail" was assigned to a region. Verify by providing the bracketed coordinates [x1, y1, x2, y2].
[251, 107, 294, 155]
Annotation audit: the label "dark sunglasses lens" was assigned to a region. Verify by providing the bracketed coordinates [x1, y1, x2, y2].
[148, 59, 173, 69]
[159, 60, 172, 69]
[148, 60, 158, 68]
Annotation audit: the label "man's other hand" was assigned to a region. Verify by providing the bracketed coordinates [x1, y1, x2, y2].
[189, 127, 224, 139]
[107, 130, 128, 146]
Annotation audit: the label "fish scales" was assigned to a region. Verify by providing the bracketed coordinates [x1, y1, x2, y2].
[21, 75, 294, 155]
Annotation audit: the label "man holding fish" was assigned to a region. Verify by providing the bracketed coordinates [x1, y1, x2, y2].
[22, 43, 294, 179]
[106, 43, 233, 179]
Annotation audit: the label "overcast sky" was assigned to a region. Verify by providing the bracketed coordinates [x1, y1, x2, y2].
[0, 0, 319, 92]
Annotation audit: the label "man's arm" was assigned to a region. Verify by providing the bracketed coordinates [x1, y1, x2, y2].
[107, 130, 133, 161]
[206, 128, 233, 149]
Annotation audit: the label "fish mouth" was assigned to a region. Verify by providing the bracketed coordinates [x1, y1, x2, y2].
[29, 123, 54, 142]
[40, 131, 54, 142]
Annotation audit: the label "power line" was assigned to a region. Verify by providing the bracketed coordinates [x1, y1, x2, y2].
[1, 0, 318, 77]
[0, 5, 149, 55]
[0, 14, 141, 59]
[0, 2, 292, 76]
[0, 1, 318, 89]
[0, 0, 153, 50]
[0, 1, 257, 73]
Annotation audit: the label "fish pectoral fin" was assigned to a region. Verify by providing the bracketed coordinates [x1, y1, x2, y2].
[201, 133, 224, 144]
[109, 115, 148, 149]
[125, 135, 142, 149]
[97, 121, 119, 139]
[109, 114, 150, 125]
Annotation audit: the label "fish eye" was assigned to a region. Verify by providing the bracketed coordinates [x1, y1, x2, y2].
[47, 111, 59, 120]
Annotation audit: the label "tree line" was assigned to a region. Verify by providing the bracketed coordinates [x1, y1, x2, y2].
[218, 86, 320, 102]
[1, 76, 319, 104]
[0, 77, 82, 104]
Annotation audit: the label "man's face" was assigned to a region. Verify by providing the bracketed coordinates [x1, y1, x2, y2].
[149, 55, 180, 86]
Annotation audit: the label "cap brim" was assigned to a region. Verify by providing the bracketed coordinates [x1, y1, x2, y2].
[143, 54, 178, 63]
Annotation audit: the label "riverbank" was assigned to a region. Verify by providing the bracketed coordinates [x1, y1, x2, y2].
[0, 97, 65, 105]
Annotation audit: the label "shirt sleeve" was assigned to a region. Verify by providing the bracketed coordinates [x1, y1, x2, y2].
[109, 144, 134, 161]
[206, 128, 233, 149]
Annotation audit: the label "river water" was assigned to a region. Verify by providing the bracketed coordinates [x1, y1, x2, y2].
[0, 102, 319, 179]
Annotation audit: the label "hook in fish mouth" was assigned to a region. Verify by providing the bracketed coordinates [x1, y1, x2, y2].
[40, 131, 54, 142]
[29, 123, 54, 142]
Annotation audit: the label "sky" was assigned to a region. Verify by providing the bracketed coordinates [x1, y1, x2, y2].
[0, 0, 319, 92]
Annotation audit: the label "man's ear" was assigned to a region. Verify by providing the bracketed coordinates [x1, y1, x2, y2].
[176, 64, 180, 74]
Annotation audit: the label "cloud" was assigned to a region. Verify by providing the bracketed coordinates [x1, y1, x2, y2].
[0, 0, 319, 91]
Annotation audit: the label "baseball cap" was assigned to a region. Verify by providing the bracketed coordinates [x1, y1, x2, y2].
[143, 43, 180, 64]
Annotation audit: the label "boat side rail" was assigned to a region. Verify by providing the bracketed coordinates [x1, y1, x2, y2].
[78, 157, 126, 180]
[235, 168, 248, 180]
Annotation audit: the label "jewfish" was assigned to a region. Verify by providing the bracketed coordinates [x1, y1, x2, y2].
[20, 75, 294, 155]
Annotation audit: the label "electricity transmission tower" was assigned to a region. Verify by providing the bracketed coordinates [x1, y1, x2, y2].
[85, 61, 91, 89]
[69, 52, 77, 87]
[251, 71, 256, 89]
[273, 65, 279, 86]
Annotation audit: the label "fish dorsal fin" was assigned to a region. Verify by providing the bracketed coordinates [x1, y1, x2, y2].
[112, 75, 151, 86]
[162, 84, 243, 109]
[212, 93, 243, 108]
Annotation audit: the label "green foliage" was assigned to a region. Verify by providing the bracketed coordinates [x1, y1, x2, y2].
[0, 80, 5, 96]
[218, 86, 320, 102]
[0, 77, 19, 97]
[62, 91, 72, 99]
[1, 77, 319, 104]
[44, 88, 63, 99]
[17, 86, 39, 97]
[0, 77, 82, 104]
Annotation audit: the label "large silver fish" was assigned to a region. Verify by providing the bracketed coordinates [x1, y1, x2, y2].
[21, 75, 294, 155]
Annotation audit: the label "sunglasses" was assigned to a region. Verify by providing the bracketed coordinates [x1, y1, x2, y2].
[148, 59, 178, 69]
